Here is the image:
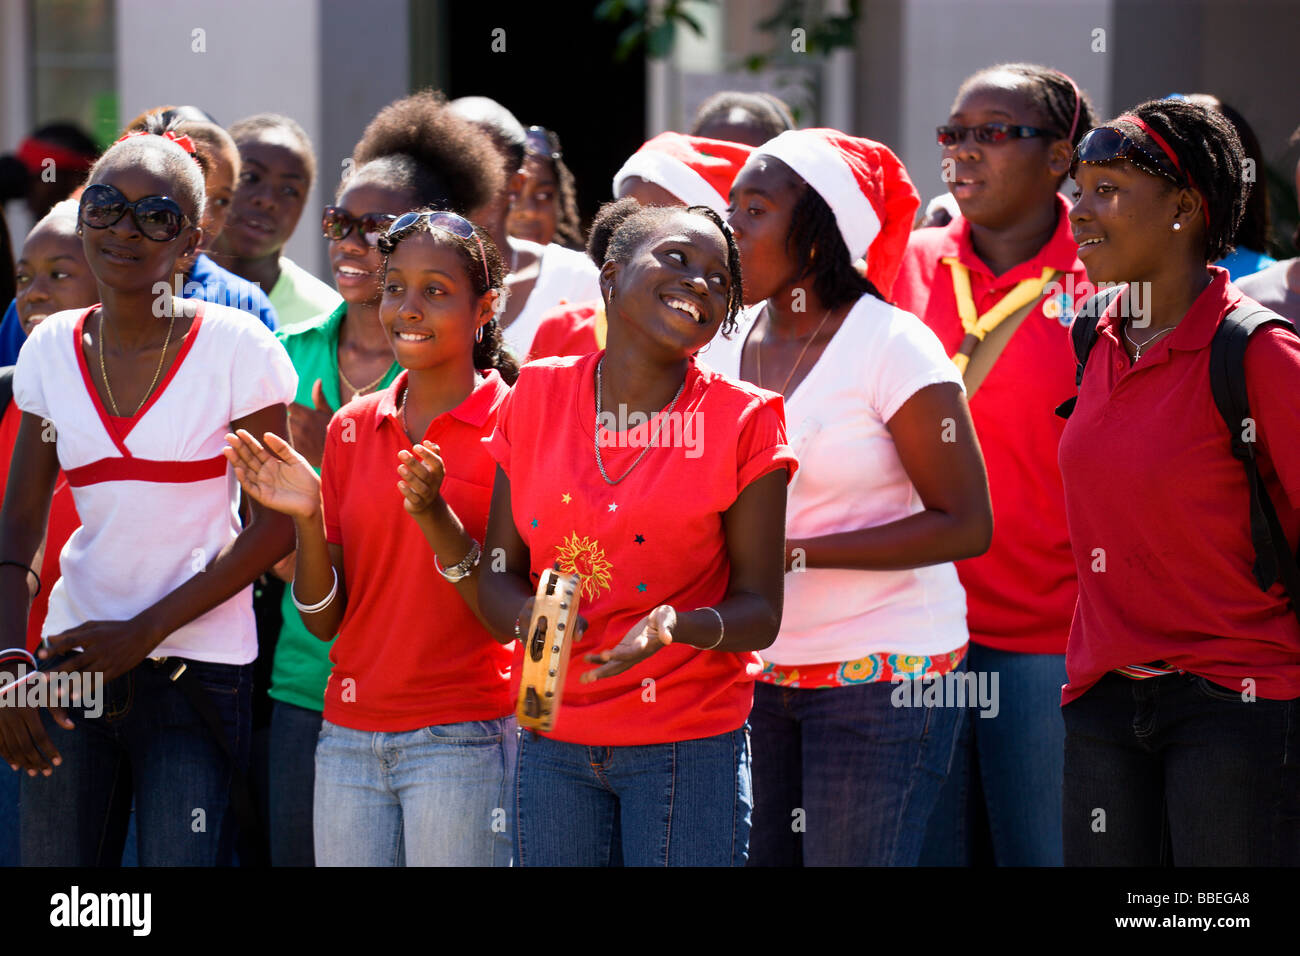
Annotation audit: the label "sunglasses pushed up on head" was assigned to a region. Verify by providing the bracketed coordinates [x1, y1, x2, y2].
[380, 210, 491, 287]
[78, 183, 190, 242]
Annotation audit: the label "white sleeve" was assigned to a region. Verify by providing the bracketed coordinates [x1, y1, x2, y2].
[229, 319, 299, 421]
[867, 306, 966, 424]
[12, 324, 51, 421]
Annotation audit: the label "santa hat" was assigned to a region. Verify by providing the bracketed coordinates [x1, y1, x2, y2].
[612, 132, 752, 215]
[756, 129, 919, 298]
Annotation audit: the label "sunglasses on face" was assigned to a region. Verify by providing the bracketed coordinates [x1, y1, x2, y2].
[78, 183, 189, 242]
[384, 210, 491, 287]
[321, 207, 398, 245]
[936, 123, 1049, 147]
[1068, 126, 1183, 185]
[524, 126, 561, 160]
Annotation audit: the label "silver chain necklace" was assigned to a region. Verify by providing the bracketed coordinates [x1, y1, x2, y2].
[593, 357, 685, 486]
[1123, 321, 1175, 360]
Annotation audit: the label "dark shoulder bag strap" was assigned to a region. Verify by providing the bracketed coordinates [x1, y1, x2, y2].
[0, 366, 14, 418]
[1055, 286, 1123, 419]
[1209, 303, 1300, 628]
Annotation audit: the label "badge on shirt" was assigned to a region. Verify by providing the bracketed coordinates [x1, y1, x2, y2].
[1042, 292, 1075, 327]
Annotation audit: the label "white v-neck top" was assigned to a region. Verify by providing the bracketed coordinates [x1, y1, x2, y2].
[13, 302, 298, 664]
[501, 241, 600, 361]
[704, 294, 969, 664]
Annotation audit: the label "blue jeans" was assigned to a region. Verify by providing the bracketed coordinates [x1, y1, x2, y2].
[0, 760, 16, 866]
[269, 700, 322, 866]
[920, 644, 1066, 866]
[20, 657, 252, 866]
[748, 666, 966, 866]
[515, 726, 752, 866]
[1063, 671, 1300, 866]
[313, 716, 515, 866]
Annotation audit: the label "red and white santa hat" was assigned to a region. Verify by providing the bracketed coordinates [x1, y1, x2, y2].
[756, 128, 920, 298]
[612, 132, 752, 216]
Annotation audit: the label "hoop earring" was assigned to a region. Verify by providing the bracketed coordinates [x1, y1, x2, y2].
[475, 325, 484, 343]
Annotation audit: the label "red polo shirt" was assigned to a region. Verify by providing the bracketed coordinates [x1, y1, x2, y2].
[527, 300, 602, 362]
[1059, 267, 1300, 704]
[893, 196, 1088, 654]
[0, 402, 79, 652]
[320, 369, 514, 730]
[485, 351, 796, 746]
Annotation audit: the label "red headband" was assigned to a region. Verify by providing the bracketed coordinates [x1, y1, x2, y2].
[15, 138, 97, 175]
[1117, 113, 1209, 227]
[114, 128, 198, 157]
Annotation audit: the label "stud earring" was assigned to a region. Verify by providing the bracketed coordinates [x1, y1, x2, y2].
[1172, 222, 1182, 231]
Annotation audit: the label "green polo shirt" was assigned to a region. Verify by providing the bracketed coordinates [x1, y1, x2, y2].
[268, 302, 401, 712]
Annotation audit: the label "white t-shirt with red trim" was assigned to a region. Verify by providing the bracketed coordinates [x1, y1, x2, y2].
[13, 302, 298, 665]
[705, 294, 970, 665]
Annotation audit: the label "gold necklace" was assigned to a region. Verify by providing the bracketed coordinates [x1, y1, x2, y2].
[99, 310, 177, 417]
[754, 305, 834, 396]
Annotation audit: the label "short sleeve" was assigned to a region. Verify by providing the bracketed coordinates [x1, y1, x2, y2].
[735, 392, 798, 495]
[868, 310, 965, 424]
[1245, 324, 1300, 506]
[482, 373, 520, 478]
[320, 415, 345, 545]
[230, 318, 298, 422]
[12, 323, 51, 422]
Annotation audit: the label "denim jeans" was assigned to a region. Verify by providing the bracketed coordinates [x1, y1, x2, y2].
[0, 762, 16, 866]
[920, 644, 1066, 866]
[313, 715, 515, 867]
[1063, 671, 1300, 866]
[269, 700, 322, 866]
[748, 666, 966, 866]
[515, 726, 751, 866]
[20, 657, 252, 866]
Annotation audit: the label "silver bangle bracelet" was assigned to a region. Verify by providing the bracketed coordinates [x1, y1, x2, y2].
[292, 567, 339, 615]
[698, 606, 725, 650]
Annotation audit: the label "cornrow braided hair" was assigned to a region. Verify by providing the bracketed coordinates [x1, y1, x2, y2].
[1119, 98, 1248, 263]
[377, 210, 519, 385]
[603, 203, 745, 337]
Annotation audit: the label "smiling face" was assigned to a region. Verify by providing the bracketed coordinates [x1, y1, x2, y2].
[603, 210, 732, 356]
[726, 155, 804, 305]
[80, 160, 201, 295]
[507, 155, 559, 245]
[1069, 160, 1181, 284]
[944, 73, 1069, 229]
[328, 179, 415, 307]
[215, 134, 310, 259]
[15, 218, 98, 335]
[379, 230, 493, 372]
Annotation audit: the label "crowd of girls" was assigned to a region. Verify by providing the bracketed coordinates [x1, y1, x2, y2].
[0, 66, 1296, 868]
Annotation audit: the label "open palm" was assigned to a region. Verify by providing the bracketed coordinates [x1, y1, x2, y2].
[223, 428, 322, 519]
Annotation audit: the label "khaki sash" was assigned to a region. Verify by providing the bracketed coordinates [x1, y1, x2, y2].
[944, 259, 1059, 398]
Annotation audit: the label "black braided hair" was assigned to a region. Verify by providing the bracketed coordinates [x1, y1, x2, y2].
[787, 185, 885, 308]
[1184, 94, 1272, 255]
[603, 203, 745, 336]
[377, 211, 518, 385]
[1117, 98, 1248, 263]
[550, 148, 585, 250]
[228, 113, 317, 187]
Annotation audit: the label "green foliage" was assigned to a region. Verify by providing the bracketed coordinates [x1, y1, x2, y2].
[595, 0, 709, 61]
[747, 0, 861, 71]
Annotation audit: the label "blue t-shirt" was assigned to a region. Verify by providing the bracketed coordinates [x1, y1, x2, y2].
[0, 253, 278, 364]
[1215, 246, 1277, 282]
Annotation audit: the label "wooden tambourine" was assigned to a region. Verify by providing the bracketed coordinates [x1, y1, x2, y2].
[515, 568, 582, 732]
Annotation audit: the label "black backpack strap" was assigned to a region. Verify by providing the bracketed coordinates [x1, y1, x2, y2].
[1055, 286, 1123, 419]
[0, 366, 14, 418]
[1208, 303, 1300, 625]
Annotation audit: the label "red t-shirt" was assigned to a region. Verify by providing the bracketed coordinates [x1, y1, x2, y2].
[1058, 267, 1300, 704]
[0, 402, 79, 652]
[527, 299, 603, 362]
[484, 352, 796, 745]
[320, 369, 514, 731]
[893, 196, 1088, 654]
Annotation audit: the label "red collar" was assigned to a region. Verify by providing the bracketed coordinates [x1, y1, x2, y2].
[375, 368, 508, 430]
[936, 194, 1083, 284]
[1095, 266, 1240, 352]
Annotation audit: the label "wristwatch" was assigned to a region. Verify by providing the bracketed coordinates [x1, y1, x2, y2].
[437, 539, 482, 583]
